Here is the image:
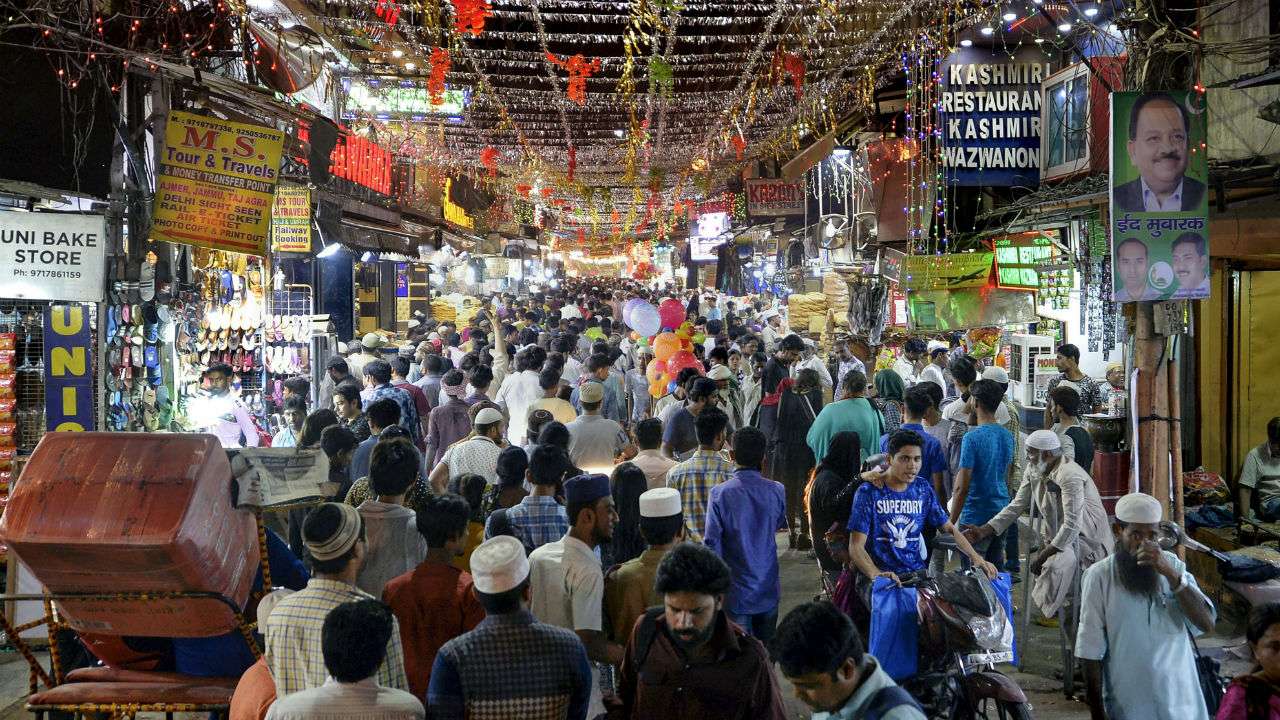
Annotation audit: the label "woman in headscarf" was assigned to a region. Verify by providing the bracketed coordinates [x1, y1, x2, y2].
[806, 431, 862, 590]
[770, 368, 824, 550]
[871, 368, 906, 436]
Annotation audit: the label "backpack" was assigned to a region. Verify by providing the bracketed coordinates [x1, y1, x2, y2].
[863, 685, 924, 720]
[631, 607, 667, 668]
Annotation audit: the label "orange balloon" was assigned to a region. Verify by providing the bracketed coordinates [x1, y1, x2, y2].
[646, 358, 668, 382]
[649, 380, 666, 398]
[668, 350, 702, 376]
[653, 332, 680, 362]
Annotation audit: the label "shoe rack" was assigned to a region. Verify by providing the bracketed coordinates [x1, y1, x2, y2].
[266, 284, 313, 412]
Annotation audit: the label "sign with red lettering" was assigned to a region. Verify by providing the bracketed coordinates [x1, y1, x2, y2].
[153, 110, 285, 255]
[299, 122, 393, 196]
[745, 178, 805, 217]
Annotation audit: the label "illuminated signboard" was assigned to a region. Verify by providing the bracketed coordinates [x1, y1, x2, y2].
[443, 178, 474, 229]
[992, 233, 1054, 290]
[341, 76, 468, 121]
[298, 122, 392, 195]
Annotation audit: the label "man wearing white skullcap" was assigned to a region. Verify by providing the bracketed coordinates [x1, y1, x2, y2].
[603, 488, 686, 641]
[427, 536, 592, 720]
[266, 504, 410, 698]
[1075, 492, 1216, 720]
[966, 429, 1112, 618]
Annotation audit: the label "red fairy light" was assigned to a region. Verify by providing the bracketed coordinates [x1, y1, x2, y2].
[539, 187, 554, 199]
[454, 0, 492, 36]
[731, 135, 746, 160]
[545, 52, 601, 106]
[427, 47, 450, 104]
[480, 146, 498, 177]
[516, 183, 532, 198]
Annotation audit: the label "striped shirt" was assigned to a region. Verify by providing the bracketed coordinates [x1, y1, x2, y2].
[667, 449, 735, 543]
[265, 578, 410, 697]
[496, 495, 569, 554]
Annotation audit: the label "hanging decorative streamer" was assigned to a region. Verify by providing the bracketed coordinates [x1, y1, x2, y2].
[567, 145, 577, 182]
[648, 56, 674, 100]
[453, 0, 493, 36]
[544, 51, 602, 106]
[731, 134, 746, 160]
[480, 146, 498, 177]
[427, 47, 450, 104]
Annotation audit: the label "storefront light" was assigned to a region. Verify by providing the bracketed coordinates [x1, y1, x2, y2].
[980, 26, 994, 35]
[960, 39, 973, 47]
[1002, 11, 1016, 21]
[1083, 6, 1099, 17]
[317, 243, 341, 258]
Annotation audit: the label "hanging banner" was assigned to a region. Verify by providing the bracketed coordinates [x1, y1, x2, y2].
[1110, 91, 1209, 302]
[152, 110, 286, 256]
[745, 178, 805, 217]
[901, 252, 994, 292]
[0, 213, 106, 302]
[42, 305, 94, 432]
[271, 186, 312, 253]
[939, 46, 1052, 187]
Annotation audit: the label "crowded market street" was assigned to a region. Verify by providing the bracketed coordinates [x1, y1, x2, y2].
[2, 0, 1279, 718]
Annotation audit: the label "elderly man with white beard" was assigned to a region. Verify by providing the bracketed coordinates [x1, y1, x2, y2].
[964, 429, 1112, 620]
[1075, 492, 1216, 720]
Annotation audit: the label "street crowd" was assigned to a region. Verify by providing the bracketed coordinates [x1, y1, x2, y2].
[184, 277, 1253, 720]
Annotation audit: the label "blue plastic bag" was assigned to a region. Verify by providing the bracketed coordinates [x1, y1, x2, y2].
[869, 576, 918, 680]
[990, 571, 1018, 665]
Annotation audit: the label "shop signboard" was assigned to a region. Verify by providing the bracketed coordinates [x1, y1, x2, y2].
[939, 45, 1052, 187]
[901, 252, 994, 292]
[992, 232, 1054, 290]
[745, 178, 804, 217]
[879, 247, 906, 283]
[153, 110, 286, 256]
[341, 76, 468, 121]
[1109, 91, 1209, 302]
[0, 213, 105, 302]
[1033, 355, 1060, 405]
[42, 304, 94, 431]
[271, 186, 312, 253]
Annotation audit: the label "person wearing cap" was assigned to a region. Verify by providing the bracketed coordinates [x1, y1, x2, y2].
[230, 589, 296, 720]
[428, 537, 593, 719]
[382, 493, 484, 700]
[1075, 492, 1216, 720]
[348, 333, 386, 381]
[1104, 361, 1126, 412]
[193, 363, 260, 448]
[528, 473, 622, 719]
[265, 599, 424, 719]
[759, 308, 783, 352]
[427, 406, 505, 495]
[615, 542, 787, 720]
[967, 429, 1112, 620]
[566, 382, 631, 473]
[919, 344, 950, 397]
[266, 504, 409, 698]
[1045, 343, 1105, 428]
[424, 370, 473, 471]
[707, 363, 745, 432]
[603, 487, 686, 642]
[792, 337, 834, 394]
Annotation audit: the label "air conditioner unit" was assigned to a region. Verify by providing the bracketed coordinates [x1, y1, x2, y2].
[1040, 57, 1126, 183]
[1008, 333, 1056, 407]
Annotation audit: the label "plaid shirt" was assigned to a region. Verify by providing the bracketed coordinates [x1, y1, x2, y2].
[367, 383, 423, 446]
[667, 449, 735, 543]
[427, 610, 591, 720]
[265, 578, 410, 697]
[497, 495, 569, 554]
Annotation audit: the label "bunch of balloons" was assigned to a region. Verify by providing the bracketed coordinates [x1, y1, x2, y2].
[620, 296, 705, 397]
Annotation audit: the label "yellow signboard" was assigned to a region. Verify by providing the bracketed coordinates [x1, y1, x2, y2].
[152, 110, 286, 256]
[271, 186, 312, 253]
[901, 252, 994, 292]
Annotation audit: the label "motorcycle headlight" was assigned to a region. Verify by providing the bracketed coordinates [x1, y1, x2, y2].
[965, 605, 1014, 652]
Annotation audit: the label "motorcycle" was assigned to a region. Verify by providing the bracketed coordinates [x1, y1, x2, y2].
[887, 569, 1033, 720]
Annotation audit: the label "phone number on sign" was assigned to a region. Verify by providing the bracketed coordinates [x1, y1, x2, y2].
[10, 268, 82, 279]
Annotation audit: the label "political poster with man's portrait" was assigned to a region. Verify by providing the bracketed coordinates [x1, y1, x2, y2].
[1110, 91, 1209, 302]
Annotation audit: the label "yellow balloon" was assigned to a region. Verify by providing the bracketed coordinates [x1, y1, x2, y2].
[653, 332, 680, 362]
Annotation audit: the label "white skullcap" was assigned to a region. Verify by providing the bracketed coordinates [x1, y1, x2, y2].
[707, 365, 734, 381]
[337, 342, 349, 354]
[927, 340, 947, 352]
[639, 488, 682, 518]
[1025, 429, 1062, 451]
[407, 319, 421, 329]
[257, 588, 295, 623]
[760, 309, 779, 321]
[982, 366, 1010, 384]
[471, 535, 530, 594]
[474, 407, 504, 426]
[1115, 493, 1163, 524]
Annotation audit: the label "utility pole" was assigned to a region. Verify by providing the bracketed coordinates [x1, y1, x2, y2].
[1125, 0, 1195, 524]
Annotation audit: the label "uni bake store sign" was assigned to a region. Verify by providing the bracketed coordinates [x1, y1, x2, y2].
[0, 212, 106, 302]
[939, 46, 1052, 187]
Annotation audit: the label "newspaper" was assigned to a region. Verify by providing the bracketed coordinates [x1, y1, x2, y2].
[230, 447, 330, 509]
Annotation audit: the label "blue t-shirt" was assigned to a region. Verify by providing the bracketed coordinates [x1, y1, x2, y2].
[956, 423, 1014, 526]
[848, 478, 948, 575]
[880, 422, 948, 487]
